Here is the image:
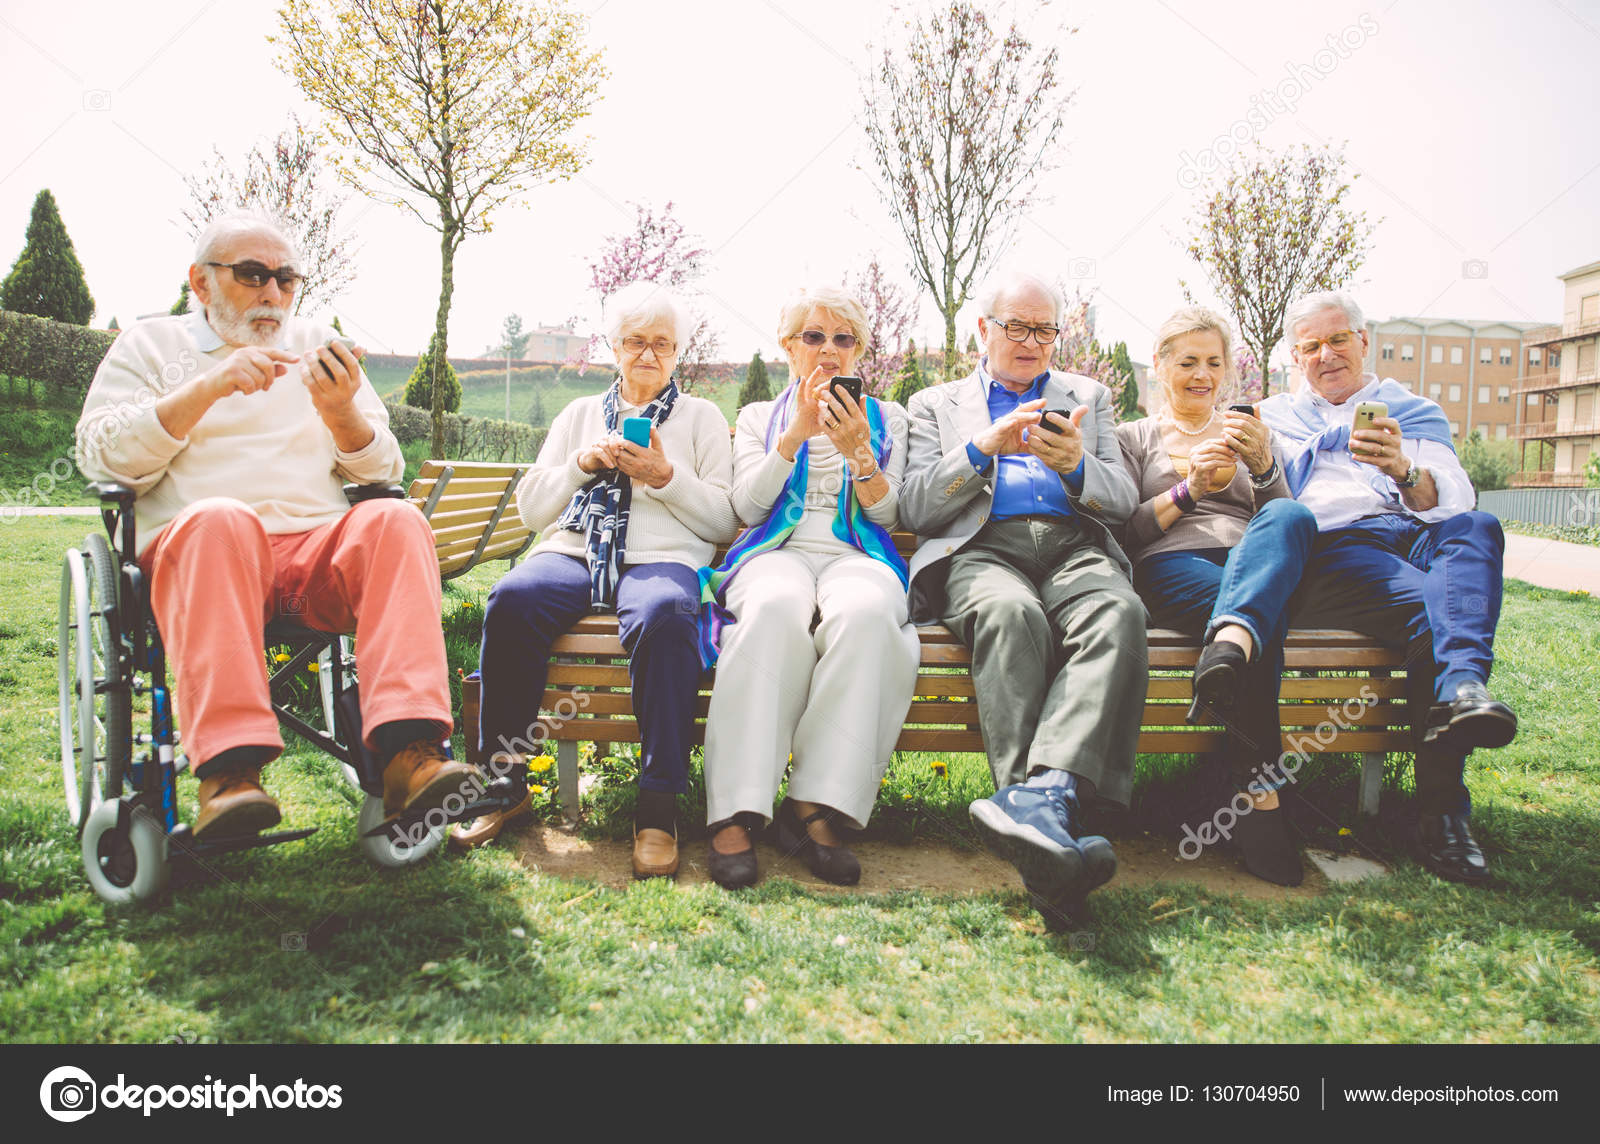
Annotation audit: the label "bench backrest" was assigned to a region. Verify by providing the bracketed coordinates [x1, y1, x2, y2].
[407, 460, 535, 579]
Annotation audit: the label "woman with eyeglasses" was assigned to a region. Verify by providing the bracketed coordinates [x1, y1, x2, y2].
[1116, 306, 1316, 886]
[697, 285, 918, 889]
[462, 282, 739, 879]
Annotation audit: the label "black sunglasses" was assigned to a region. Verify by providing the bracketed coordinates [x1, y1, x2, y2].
[207, 261, 304, 290]
[798, 330, 858, 349]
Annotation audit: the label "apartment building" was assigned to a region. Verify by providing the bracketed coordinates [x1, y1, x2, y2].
[1514, 260, 1600, 487]
[1363, 317, 1542, 442]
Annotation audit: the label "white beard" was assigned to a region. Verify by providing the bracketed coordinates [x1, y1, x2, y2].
[207, 296, 287, 348]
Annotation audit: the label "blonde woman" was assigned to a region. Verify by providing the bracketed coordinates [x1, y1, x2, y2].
[1116, 307, 1316, 885]
[698, 286, 917, 889]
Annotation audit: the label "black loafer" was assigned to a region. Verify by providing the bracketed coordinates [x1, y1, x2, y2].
[1414, 811, 1492, 886]
[775, 799, 860, 885]
[1423, 680, 1517, 751]
[706, 819, 760, 890]
[1187, 640, 1248, 724]
[1234, 805, 1303, 887]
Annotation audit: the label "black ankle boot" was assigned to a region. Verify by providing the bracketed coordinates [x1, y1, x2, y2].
[1187, 640, 1249, 724]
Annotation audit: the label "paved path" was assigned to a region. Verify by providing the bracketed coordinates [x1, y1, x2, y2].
[1502, 531, 1600, 593]
[5, 506, 99, 516]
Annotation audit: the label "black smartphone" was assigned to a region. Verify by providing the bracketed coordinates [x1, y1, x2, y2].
[829, 376, 863, 406]
[1037, 407, 1074, 432]
[1228, 403, 1256, 416]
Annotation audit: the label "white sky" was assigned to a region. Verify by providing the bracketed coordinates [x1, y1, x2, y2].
[3, 0, 1599, 371]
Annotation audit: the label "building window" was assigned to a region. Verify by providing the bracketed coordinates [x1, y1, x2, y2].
[1478, 386, 1490, 405]
[1495, 423, 1508, 440]
[1449, 384, 1462, 403]
[1479, 346, 1492, 364]
[1583, 293, 1599, 324]
[1381, 344, 1393, 361]
[1401, 343, 1415, 361]
[1579, 342, 1596, 377]
[1498, 386, 1510, 404]
[1449, 421, 1461, 437]
[1430, 383, 1443, 398]
[1550, 350, 1560, 367]
[1450, 346, 1464, 365]
[1499, 347, 1512, 365]
[1528, 394, 1541, 406]
[1431, 345, 1443, 364]
[1529, 347, 1543, 365]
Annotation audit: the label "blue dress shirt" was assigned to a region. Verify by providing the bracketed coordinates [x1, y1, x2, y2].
[963, 364, 1084, 520]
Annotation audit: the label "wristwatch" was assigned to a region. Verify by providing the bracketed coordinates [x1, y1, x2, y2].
[1395, 461, 1422, 489]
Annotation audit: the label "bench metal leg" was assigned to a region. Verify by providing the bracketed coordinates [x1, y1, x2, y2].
[557, 740, 580, 828]
[1358, 752, 1384, 816]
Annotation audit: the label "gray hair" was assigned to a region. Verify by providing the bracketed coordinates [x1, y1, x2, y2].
[1284, 290, 1365, 342]
[193, 210, 300, 268]
[973, 269, 1063, 326]
[603, 281, 696, 348]
[776, 284, 870, 356]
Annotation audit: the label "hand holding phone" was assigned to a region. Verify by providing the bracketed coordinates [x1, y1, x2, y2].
[828, 376, 863, 407]
[1351, 401, 1387, 434]
[1228, 403, 1256, 416]
[621, 417, 653, 449]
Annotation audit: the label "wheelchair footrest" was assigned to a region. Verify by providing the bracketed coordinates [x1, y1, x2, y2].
[360, 779, 524, 839]
[167, 824, 319, 860]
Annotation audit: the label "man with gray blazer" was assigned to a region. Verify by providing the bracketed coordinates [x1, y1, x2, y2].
[900, 270, 1147, 927]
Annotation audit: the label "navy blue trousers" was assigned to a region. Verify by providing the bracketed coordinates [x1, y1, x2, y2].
[477, 552, 702, 794]
[1292, 510, 1506, 814]
[1135, 498, 1318, 781]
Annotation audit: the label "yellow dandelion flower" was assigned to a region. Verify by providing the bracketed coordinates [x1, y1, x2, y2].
[274, 652, 291, 663]
[529, 784, 546, 796]
[1337, 827, 1352, 836]
[528, 755, 555, 774]
[930, 760, 948, 777]
[306, 661, 320, 674]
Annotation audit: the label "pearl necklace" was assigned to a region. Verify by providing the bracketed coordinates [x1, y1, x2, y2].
[1164, 409, 1216, 437]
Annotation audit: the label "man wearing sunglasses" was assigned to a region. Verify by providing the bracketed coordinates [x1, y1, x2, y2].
[76, 212, 473, 843]
[1256, 289, 1514, 887]
[899, 269, 1145, 932]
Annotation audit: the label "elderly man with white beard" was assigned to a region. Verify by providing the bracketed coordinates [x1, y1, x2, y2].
[75, 212, 474, 842]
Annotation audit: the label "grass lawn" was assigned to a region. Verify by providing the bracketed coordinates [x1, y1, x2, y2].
[2, 516, 1598, 1042]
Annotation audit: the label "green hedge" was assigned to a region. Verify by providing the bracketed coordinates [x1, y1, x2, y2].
[0, 309, 117, 400]
[382, 400, 545, 463]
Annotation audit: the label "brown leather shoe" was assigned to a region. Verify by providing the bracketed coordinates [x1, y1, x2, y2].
[382, 740, 477, 821]
[195, 767, 281, 841]
[632, 827, 679, 879]
[447, 789, 533, 853]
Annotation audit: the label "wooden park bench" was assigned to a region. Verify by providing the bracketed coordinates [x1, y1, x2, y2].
[406, 460, 536, 579]
[455, 527, 1414, 827]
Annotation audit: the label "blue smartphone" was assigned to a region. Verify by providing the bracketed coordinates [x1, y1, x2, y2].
[621, 417, 652, 448]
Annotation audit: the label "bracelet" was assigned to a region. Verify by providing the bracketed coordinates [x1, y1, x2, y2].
[1249, 460, 1280, 489]
[852, 462, 881, 482]
[1170, 479, 1196, 512]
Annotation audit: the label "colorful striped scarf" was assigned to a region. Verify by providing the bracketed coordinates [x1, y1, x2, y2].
[696, 384, 908, 667]
[555, 376, 680, 610]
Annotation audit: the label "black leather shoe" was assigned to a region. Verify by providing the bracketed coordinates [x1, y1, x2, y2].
[1423, 680, 1517, 750]
[1234, 805, 1303, 887]
[1187, 640, 1248, 724]
[775, 799, 860, 885]
[706, 818, 760, 890]
[1414, 811, 1492, 886]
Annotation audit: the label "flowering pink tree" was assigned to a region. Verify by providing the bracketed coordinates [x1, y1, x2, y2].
[1050, 287, 1120, 394]
[580, 201, 720, 389]
[848, 256, 917, 397]
[1233, 346, 1265, 403]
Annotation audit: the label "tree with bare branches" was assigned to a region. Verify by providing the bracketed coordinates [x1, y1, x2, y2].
[274, 0, 606, 456]
[1180, 143, 1377, 396]
[861, 1, 1071, 381]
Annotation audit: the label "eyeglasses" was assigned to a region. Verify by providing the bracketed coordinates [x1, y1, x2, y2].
[621, 335, 677, 357]
[1292, 329, 1359, 356]
[796, 330, 859, 349]
[206, 261, 304, 291]
[988, 318, 1061, 345]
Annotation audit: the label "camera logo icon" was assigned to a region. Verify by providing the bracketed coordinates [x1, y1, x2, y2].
[281, 931, 308, 952]
[39, 1065, 97, 1122]
[281, 593, 308, 615]
[82, 89, 112, 111]
[1067, 257, 1098, 279]
[1461, 259, 1489, 280]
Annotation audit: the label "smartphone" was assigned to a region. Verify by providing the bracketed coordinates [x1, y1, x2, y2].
[1228, 403, 1256, 416]
[1351, 401, 1387, 433]
[828, 376, 863, 406]
[326, 335, 359, 354]
[621, 417, 652, 448]
[1037, 407, 1074, 432]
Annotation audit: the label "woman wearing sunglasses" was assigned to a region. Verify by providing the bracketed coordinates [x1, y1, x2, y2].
[462, 282, 739, 880]
[1116, 306, 1316, 885]
[697, 285, 917, 889]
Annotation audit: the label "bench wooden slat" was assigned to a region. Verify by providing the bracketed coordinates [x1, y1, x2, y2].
[408, 476, 526, 499]
[419, 460, 527, 479]
[435, 521, 531, 558]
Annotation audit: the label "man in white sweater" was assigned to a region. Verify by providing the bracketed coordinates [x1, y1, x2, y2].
[76, 213, 473, 841]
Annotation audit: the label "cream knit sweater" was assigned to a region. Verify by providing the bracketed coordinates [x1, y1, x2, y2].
[516, 388, 740, 569]
[76, 311, 403, 555]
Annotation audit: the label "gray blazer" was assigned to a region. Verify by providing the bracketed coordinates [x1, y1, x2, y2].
[898, 368, 1139, 624]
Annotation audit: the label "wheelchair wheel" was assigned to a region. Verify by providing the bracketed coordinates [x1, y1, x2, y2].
[81, 800, 169, 904]
[58, 535, 132, 831]
[356, 794, 446, 868]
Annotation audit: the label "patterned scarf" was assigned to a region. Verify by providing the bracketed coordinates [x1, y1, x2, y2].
[556, 376, 680, 610]
[1258, 378, 1454, 498]
[695, 382, 908, 667]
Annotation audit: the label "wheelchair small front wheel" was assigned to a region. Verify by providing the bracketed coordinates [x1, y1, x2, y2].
[357, 794, 445, 868]
[81, 800, 170, 905]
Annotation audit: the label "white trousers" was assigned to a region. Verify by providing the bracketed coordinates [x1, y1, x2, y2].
[703, 545, 919, 829]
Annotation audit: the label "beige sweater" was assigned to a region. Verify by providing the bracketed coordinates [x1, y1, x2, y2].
[516, 388, 740, 569]
[76, 311, 403, 555]
[1115, 416, 1290, 567]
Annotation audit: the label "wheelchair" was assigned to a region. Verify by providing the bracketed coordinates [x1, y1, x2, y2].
[58, 482, 518, 904]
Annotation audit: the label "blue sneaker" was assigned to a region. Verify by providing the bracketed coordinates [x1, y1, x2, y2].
[969, 785, 1087, 912]
[1049, 785, 1117, 895]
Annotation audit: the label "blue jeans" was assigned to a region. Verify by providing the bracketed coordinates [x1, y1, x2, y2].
[1134, 499, 1318, 779]
[478, 552, 702, 794]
